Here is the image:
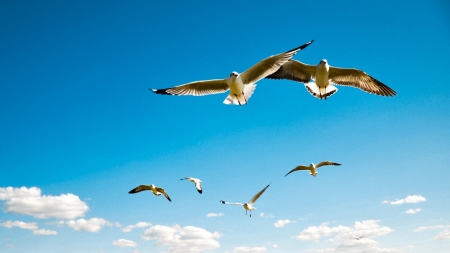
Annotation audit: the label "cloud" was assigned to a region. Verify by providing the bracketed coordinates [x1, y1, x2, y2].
[33, 229, 57, 235]
[274, 219, 295, 228]
[435, 230, 450, 240]
[413, 225, 450, 232]
[233, 246, 267, 252]
[259, 213, 274, 218]
[0, 187, 89, 219]
[141, 224, 221, 252]
[1, 221, 38, 230]
[122, 222, 152, 233]
[113, 239, 138, 247]
[405, 208, 422, 214]
[66, 218, 112, 232]
[383, 195, 426, 205]
[206, 213, 224, 218]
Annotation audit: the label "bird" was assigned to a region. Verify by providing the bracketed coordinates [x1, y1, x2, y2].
[150, 40, 314, 105]
[266, 59, 396, 99]
[355, 236, 365, 240]
[128, 184, 172, 202]
[180, 177, 202, 194]
[284, 161, 341, 177]
[220, 183, 270, 217]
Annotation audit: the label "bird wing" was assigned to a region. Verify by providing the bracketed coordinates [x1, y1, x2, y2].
[284, 165, 310, 177]
[328, 67, 396, 96]
[155, 187, 172, 202]
[315, 161, 341, 168]
[265, 59, 316, 83]
[220, 200, 244, 206]
[151, 79, 229, 96]
[241, 40, 314, 85]
[128, 185, 152, 194]
[248, 184, 270, 205]
[195, 181, 202, 194]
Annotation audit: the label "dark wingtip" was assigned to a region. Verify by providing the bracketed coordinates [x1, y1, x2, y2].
[220, 200, 225, 204]
[167, 196, 172, 202]
[151, 88, 173, 95]
[128, 188, 138, 194]
[198, 189, 202, 194]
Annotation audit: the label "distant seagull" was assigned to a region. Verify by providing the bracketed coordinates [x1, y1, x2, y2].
[150, 40, 314, 105]
[355, 236, 365, 240]
[128, 184, 172, 202]
[266, 59, 396, 99]
[285, 161, 341, 177]
[220, 184, 270, 217]
[180, 177, 202, 194]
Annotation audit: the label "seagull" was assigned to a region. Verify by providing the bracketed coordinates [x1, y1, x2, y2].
[150, 40, 314, 105]
[180, 177, 202, 194]
[266, 59, 396, 99]
[220, 183, 270, 217]
[128, 184, 172, 202]
[284, 161, 341, 177]
[355, 236, 365, 240]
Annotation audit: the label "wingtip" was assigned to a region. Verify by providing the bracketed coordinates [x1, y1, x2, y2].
[128, 188, 137, 194]
[198, 189, 202, 194]
[220, 200, 225, 204]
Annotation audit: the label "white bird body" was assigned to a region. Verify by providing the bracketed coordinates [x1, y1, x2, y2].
[181, 177, 202, 194]
[220, 184, 270, 217]
[266, 59, 396, 99]
[285, 161, 341, 177]
[151, 40, 314, 105]
[128, 184, 172, 202]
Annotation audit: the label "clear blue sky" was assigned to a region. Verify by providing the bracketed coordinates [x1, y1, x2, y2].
[1, 1, 449, 252]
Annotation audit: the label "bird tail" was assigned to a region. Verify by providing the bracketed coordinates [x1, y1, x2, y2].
[304, 82, 337, 100]
[223, 83, 256, 105]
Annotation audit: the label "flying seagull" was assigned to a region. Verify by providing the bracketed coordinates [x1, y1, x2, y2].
[355, 236, 365, 240]
[150, 40, 314, 105]
[266, 59, 396, 99]
[285, 161, 341, 177]
[220, 183, 270, 217]
[128, 184, 172, 202]
[180, 177, 202, 194]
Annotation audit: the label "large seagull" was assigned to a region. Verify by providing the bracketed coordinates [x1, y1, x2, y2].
[266, 59, 396, 99]
[151, 40, 314, 105]
[220, 183, 270, 217]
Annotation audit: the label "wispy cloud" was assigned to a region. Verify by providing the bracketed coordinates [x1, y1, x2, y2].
[206, 212, 224, 218]
[113, 239, 138, 247]
[141, 224, 221, 252]
[382, 195, 426, 205]
[1, 221, 56, 235]
[66, 218, 112, 232]
[233, 246, 267, 252]
[122, 222, 152, 233]
[414, 225, 450, 232]
[33, 229, 57, 235]
[435, 230, 450, 240]
[405, 208, 422, 214]
[0, 186, 89, 219]
[259, 212, 274, 218]
[274, 219, 295, 228]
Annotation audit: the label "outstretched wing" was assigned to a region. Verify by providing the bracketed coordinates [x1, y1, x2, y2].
[241, 40, 314, 85]
[128, 185, 152, 194]
[155, 187, 172, 202]
[151, 79, 229, 96]
[328, 67, 396, 96]
[220, 200, 244, 206]
[248, 184, 270, 205]
[315, 161, 341, 168]
[284, 165, 310, 177]
[195, 181, 202, 194]
[266, 59, 316, 83]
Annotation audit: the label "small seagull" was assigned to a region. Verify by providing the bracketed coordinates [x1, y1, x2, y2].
[285, 161, 341, 177]
[355, 236, 365, 240]
[150, 40, 314, 105]
[180, 177, 202, 194]
[220, 183, 270, 217]
[128, 184, 172, 202]
[266, 59, 396, 99]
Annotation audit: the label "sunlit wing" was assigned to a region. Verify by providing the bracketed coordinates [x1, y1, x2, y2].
[265, 59, 316, 83]
[316, 161, 341, 168]
[195, 181, 202, 194]
[220, 200, 244, 206]
[248, 184, 270, 205]
[329, 67, 396, 96]
[284, 165, 310, 177]
[128, 185, 152, 194]
[241, 40, 314, 84]
[151, 79, 229, 96]
[155, 187, 172, 202]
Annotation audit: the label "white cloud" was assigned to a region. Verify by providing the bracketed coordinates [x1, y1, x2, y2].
[113, 239, 138, 247]
[259, 212, 274, 218]
[33, 229, 57, 235]
[435, 230, 450, 240]
[206, 212, 224, 218]
[141, 224, 221, 252]
[272, 244, 278, 248]
[122, 222, 152, 232]
[1, 221, 38, 230]
[296, 222, 352, 242]
[233, 246, 267, 252]
[274, 219, 295, 228]
[383, 195, 426, 205]
[414, 224, 450, 232]
[0, 187, 89, 219]
[66, 218, 112, 232]
[405, 208, 422, 214]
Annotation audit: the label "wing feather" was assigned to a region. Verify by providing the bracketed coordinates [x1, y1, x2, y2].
[155, 187, 172, 202]
[151, 79, 229, 96]
[284, 165, 310, 177]
[249, 184, 270, 204]
[266, 59, 316, 83]
[315, 161, 341, 168]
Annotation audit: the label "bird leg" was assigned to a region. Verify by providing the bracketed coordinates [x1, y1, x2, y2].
[235, 94, 242, 106]
[242, 91, 248, 105]
[250, 211, 252, 218]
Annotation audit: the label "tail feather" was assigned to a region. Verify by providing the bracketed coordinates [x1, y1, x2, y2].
[223, 84, 256, 105]
[305, 82, 337, 100]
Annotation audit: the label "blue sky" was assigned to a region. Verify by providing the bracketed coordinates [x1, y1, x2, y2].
[1, 0, 449, 252]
